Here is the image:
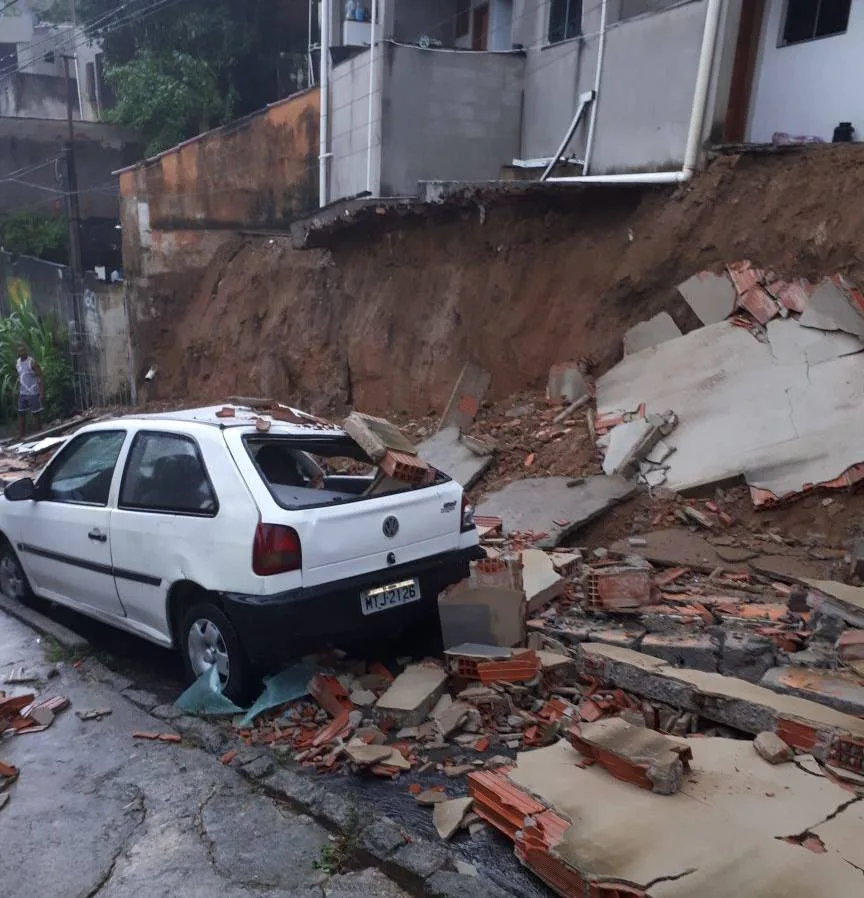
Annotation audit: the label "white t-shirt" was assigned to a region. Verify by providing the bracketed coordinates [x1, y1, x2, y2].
[16, 357, 40, 396]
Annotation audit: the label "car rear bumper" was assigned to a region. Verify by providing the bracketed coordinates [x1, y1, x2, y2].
[219, 545, 485, 667]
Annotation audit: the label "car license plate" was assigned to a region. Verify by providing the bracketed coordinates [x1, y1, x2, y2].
[360, 578, 421, 616]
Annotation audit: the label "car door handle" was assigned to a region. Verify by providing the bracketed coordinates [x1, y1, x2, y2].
[88, 529, 107, 543]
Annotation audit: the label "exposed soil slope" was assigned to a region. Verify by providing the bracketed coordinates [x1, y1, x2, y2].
[146, 144, 864, 415]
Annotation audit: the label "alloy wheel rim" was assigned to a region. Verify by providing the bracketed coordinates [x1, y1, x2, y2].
[187, 618, 230, 687]
[0, 555, 26, 601]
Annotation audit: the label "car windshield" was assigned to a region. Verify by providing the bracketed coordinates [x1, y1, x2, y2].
[243, 435, 428, 510]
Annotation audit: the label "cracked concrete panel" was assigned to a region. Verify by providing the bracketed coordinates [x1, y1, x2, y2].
[623, 312, 683, 355]
[579, 643, 864, 741]
[509, 739, 864, 896]
[799, 277, 864, 340]
[202, 788, 331, 890]
[677, 271, 737, 326]
[476, 476, 636, 546]
[812, 799, 864, 872]
[596, 318, 864, 496]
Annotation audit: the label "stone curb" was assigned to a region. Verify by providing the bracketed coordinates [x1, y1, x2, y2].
[82, 659, 519, 898]
[0, 593, 89, 653]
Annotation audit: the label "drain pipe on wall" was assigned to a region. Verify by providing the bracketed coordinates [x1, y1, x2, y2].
[319, 0, 332, 207]
[581, 0, 608, 176]
[365, 0, 380, 193]
[546, 0, 724, 187]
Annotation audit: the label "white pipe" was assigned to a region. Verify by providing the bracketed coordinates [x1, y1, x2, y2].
[546, 171, 686, 185]
[319, 0, 331, 207]
[582, 0, 608, 176]
[543, 0, 724, 187]
[365, 0, 378, 193]
[682, 0, 723, 177]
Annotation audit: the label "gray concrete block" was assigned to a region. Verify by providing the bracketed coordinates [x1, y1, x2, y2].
[677, 271, 736, 326]
[417, 426, 494, 489]
[623, 312, 683, 355]
[640, 633, 718, 672]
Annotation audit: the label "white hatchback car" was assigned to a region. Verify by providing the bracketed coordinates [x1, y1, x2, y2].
[0, 406, 482, 700]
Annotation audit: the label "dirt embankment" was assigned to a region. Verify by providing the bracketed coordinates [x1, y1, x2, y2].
[143, 145, 864, 415]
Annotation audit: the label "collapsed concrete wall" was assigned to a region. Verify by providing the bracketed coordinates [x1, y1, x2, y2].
[127, 145, 864, 415]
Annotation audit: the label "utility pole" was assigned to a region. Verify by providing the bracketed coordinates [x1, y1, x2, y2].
[62, 53, 86, 409]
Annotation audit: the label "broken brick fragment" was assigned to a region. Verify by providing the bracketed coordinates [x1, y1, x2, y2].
[308, 674, 352, 718]
[379, 449, 432, 485]
[477, 650, 540, 685]
[567, 718, 692, 794]
[220, 749, 239, 766]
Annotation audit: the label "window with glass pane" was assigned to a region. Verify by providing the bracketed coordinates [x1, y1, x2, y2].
[783, 0, 851, 45]
[44, 431, 126, 506]
[120, 432, 217, 515]
[548, 0, 582, 43]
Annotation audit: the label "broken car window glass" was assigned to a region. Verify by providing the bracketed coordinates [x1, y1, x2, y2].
[245, 435, 413, 509]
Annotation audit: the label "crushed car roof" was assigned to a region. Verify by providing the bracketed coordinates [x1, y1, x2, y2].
[125, 405, 347, 435]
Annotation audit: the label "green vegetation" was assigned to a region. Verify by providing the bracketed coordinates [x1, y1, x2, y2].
[0, 298, 75, 423]
[312, 808, 362, 874]
[0, 212, 68, 266]
[80, 0, 307, 154]
[104, 50, 225, 156]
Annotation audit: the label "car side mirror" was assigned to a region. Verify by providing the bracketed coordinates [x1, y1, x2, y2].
[4, 477, 36, 502]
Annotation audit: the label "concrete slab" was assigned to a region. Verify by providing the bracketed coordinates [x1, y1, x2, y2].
[509, 738, 862, 897]
[375, 665, 448, 727]
[623, 312, 683, 355]
[547, 362, 588, 404]
[577, 642, 864, 742]
[596, 317, 864, 497]
[750, 554, 834, 583]
[439, 361, 491, 431]
[608, 528, 729, 573]
[416, 426, 494, 489]
[571, 717, 690, 793]
[760, 667, 864, 717]
[601, 419, 654, 476]
[520, 550, 565, 614]
[677, 271, 737, 325]
[476, 476, 636, 547]
[799, 276, 864, 339]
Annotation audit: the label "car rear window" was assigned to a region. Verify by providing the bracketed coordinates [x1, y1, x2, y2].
[243, 435, 439, 510]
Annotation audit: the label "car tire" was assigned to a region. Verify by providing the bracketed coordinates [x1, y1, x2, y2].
[180, 601, 253, 705]
[0, 541, 33, 604]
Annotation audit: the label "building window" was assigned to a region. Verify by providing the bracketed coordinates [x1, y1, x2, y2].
[548, 0, 582, 43]
[782, 0, 851, 45]
[455, 0, 470, 38]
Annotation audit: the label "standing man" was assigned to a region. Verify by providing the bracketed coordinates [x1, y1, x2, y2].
[16, 346, 43, 438]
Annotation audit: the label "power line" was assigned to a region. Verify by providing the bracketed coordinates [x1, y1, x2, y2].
[0, 0, 22, 16]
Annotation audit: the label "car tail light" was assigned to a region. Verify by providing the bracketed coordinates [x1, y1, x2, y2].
[460, 494, 475, 533]
[253, 523, 302, 576]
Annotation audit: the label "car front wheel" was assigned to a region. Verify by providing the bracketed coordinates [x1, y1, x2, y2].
[180, 601, 252, 705]
[0, 542, 33, 603]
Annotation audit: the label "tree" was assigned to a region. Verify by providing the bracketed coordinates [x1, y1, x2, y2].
[0, 211, 69, 265]
[79, 0, 308, 152]
[105, 50, 224, 155]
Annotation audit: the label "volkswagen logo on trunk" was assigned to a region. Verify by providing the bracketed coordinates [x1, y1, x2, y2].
[382, 516, 399, 538]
